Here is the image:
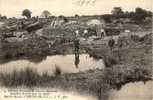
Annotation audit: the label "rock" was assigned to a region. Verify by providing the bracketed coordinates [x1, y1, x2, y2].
[5, 37, 18, 42]
[25, 22, 43, 32]
[15, 31, 28, 38]
[0, 22, 5, 28]
[35, 29, 43, 36]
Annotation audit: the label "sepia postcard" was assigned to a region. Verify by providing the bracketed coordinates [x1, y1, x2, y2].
[0, 0, 152, 100]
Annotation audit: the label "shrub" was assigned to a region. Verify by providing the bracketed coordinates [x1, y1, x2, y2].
[103, 55, 118, 68]
[130, 34, 141, 42]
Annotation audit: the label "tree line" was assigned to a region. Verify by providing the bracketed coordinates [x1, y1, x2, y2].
[103, 7, 152, 23]
[0, 7, 152, 22]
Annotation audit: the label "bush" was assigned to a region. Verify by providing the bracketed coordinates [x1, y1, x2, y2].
[130, 34, 141, 42]
[140, 33, 152, 44]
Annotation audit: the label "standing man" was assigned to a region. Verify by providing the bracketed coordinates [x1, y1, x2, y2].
[74, 30, 80, 68]
[108, 36, 115, 52]
[74, 38, 80, 68]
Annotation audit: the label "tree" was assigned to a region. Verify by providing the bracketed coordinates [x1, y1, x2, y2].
[0, 14, 7, 20]
[1, 16, 7, 20]
[112, 7, 124, 15]
[22, 9, 32, 19]
[132, 7, 148, 22]
[75, 14, 79, 18]
[41, 10, 51, 18]
[102, 14, 112, 23]
[58, 15, 69, 23]
[135, 7, 145, 14]
[58, 15, 65, 19]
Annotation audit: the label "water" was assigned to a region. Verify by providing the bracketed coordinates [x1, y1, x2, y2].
[109, 81, 153, 100]
[0, 54, 105, 75]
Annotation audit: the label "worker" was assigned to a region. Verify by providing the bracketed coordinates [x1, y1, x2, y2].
[108, 36, 115, 51]
[74, 38, 80, 68]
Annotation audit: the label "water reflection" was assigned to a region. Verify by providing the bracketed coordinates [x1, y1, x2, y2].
[0, 54, 105, 75]
[75, 54, 80, 68]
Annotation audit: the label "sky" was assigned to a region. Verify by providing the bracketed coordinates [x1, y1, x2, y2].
[0, 0, 152, 18]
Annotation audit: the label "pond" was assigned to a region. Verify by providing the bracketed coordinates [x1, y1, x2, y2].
[0, 54, 105, 75]
[109, 81, 153, 100]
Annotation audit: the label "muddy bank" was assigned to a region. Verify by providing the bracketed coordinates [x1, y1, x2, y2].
[0, 33, 86, 61]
